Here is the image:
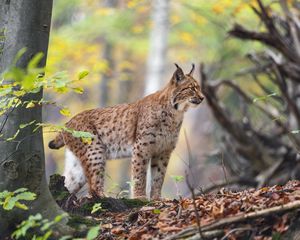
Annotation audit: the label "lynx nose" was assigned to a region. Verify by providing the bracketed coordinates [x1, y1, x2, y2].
[190, 97, 203, 105]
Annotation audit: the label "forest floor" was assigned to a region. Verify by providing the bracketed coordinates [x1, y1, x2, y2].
[49, 175, 300, 240]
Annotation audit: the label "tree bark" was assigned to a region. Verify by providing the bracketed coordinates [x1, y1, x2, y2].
[144, 0, 170, 95]
[0, 0, 65, 236]
[99, 0, 118, 107]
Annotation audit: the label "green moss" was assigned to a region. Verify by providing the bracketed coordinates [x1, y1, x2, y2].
[49, 174, 70, 202]
[122, 198, 150, 208]
[65, 214, 100, 238]
[67, 213, 99, 233]
[81, 197, 150, 214]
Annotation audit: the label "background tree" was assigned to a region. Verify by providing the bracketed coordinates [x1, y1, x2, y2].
[144, 0, 170, 95]
[99, 0, 118, 107]
[44, 0, 264, 197]
[201, 0, 300, 190]
[0, 0, 65, 236]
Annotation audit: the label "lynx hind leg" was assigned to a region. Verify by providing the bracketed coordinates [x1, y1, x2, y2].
[63, 148, 86, 194]
[84, 139, 107, 197]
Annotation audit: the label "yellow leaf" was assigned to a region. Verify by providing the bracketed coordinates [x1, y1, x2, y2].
[137, 5, 148, 14]
[73, 87, 84, 94]
[180, 32, 195, 45]
[212, 4, 224, 14]
[191, 13, 207, 26]
[171, 15, 180, 25]
[82, 137, 92, 144]
[60, 108, 71, 116]
[13, 90, 25, 97]
[26, 102, 35, 108]
[127, 0, 138, 8]
[55, 87, 69, 94]
[132, 25, 143, 33]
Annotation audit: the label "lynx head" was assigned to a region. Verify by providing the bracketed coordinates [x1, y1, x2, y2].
[170, 63, 204, 111]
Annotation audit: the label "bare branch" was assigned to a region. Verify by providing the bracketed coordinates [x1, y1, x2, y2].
[194, 177, 257, 196]
[167, 200, 300, 239]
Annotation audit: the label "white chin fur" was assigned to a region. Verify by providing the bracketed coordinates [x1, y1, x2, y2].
[189, 103, 199, 108]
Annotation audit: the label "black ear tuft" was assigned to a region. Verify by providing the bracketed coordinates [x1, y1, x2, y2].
[188, 63, 195, 76]
[173, 63, 184, 83]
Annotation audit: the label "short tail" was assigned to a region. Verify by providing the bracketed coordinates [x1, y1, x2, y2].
[48, 133, 65, 149]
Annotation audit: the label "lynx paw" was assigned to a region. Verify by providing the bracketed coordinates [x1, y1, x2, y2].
[134, 195, 148, 201]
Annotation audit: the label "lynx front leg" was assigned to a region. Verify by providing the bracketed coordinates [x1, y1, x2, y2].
[131, 144, 150, 199]
[150, 151, 171, 200]
[84, 143, 107, 197]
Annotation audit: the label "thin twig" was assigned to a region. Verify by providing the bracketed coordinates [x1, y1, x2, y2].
[220, 227, 252, 240]
[220, 151, 228, 185]
[185, 170, 204, 240]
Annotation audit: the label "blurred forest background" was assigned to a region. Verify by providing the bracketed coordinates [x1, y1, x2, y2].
[44, 0, 288, 198]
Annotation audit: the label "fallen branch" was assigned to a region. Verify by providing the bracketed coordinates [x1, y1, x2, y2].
[194, 177, 257, 196]
[167, 200, 300, 239]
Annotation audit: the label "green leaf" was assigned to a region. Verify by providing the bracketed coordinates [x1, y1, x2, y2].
[28, 52, 44, 70]
[12, 48, 27, 66]
[0, 85, 13, 97]
[14, 202, 29, 210]
[54, 79, 67, 88]
[13, 90, 26, 97]
[41, 221, 53, 231]
[78, 70, 89, 80]
[15, 191, 36, 201]
[171, 175, 184, 183]
[91, 203, 102, 214]
[72, 87, 84, 94]
[13, 188, 28, 194]
[26, 101, 35, 108]
[153, 209, 161, 214]
[55, 87, 69, 94]
[59, 108, 71, 116]
[253, 93, 277, 103]
[0, 190, 10, 199]
[22, 75, 36, 91]
[4, 67, 25, 82]
[41, 230, 53, 240]
[86, 226, 100, 240]
[54, 213, 68, 223]
[72, 130, 94, 139]
[3, 195, 15, 210]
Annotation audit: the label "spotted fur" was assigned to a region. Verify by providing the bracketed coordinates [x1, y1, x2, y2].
[49, 64, 204, 200]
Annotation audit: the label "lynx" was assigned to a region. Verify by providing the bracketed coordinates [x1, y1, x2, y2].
[49, 64, 204, 200]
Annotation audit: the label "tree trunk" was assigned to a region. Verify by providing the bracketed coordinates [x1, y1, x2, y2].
[0, 0, 65, 236]
[144, 0, 170, 95]
[99, 0, 118, 107]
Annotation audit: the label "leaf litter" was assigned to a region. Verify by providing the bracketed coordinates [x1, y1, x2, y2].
[50, 176, 300, 239]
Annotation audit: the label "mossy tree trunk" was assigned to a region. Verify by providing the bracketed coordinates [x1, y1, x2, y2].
[0, 0, 65, 237]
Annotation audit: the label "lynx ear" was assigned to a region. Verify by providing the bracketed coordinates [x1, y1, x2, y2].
[188, 63, 195, 76]
[173, 63, 184, 84]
